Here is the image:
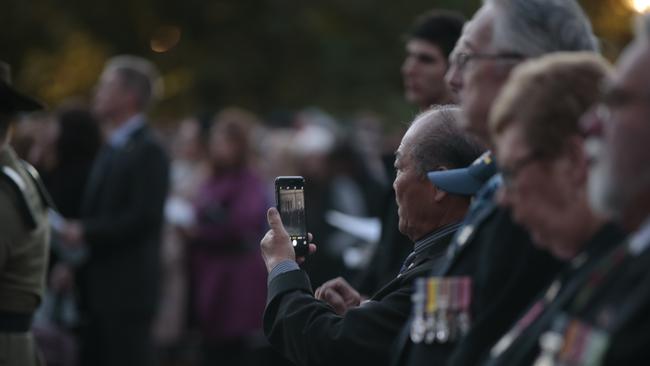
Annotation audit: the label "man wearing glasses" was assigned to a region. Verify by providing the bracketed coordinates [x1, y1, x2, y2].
[392, 0, 599, 365]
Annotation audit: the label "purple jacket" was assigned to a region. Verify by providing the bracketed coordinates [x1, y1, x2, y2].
[189, 168, 269, 341]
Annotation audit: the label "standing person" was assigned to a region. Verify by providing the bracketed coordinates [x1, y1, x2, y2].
[60, 55, 170, 366]
[357, 10, 465, 295]
[0, 61, 50, 365]
[402, 10, 465, 108]
[392, 1, 599, 365]
[261, 106, 483, 366]
[185, 108, 268, 366]
[527, 13, 650, 365]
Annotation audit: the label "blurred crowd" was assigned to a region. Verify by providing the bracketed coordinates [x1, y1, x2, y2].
[8, 60, 396, 366]
[3, 1, 650, 366]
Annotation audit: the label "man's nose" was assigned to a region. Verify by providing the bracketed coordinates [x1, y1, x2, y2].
[402, 58, 416, 76]
[445, 65, 462, 91]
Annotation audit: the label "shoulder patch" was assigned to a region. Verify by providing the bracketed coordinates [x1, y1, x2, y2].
[0, 165, 37, 229]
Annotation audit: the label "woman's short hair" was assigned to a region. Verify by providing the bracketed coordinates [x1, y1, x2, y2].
[490, 52, 612, 157]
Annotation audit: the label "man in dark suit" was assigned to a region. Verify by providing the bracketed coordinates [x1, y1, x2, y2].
[260, 106, 483, 366]
[61, 55, 170, 366]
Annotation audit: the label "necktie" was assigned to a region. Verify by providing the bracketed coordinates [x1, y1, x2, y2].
[399, 251, 417, 275]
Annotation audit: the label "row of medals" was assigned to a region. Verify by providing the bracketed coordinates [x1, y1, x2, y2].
[533, 314, 610, 366]
[410, 276, 472, 344]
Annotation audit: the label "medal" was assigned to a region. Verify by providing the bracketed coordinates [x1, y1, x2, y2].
[424, 278, 439, 344]
[449, 277, 461, 340]
[458, 277, 472, 336]
[436, 278, 450, 343]
[410, 278, 426, 343]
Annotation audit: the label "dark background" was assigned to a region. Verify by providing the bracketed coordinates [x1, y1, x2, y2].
[1, 0, 641, 127]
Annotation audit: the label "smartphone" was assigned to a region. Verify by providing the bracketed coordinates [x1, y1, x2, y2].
[275, 176, 309, 256]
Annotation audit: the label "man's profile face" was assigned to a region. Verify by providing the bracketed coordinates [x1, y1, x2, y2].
[445, 34, 470, 99]
[588, 42, 650, 218]
[393, 119, 441, 241]
[92, 69, 131, 121]
[459, 5, 512, 144]
[402, 39, 451, 109]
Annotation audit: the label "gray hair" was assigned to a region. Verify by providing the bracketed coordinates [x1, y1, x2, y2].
[410, 105, 484, 177]
[486, 0, 599, 57]
[104, 55, 163, 109]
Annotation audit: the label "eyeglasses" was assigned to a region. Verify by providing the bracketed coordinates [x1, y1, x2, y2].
[499, 150, 546, 192]
[450, 51, 525, 72]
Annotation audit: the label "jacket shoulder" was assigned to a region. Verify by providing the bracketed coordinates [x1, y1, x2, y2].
[20, 160, 56, 210]
[0, 165, 37, 230]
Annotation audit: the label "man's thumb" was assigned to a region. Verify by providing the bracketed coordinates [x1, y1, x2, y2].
[267, 207, 283, 231]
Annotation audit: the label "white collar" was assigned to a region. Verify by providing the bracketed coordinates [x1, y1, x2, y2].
[108, 114, 145, 148]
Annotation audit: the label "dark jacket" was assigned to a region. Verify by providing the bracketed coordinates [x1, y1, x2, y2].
[79, 125, 169, 314]
[542, 227, 650, 366]
[393, 176, 563, 366]
[483, 223, 625, 366]
[264, 227, 457, 366]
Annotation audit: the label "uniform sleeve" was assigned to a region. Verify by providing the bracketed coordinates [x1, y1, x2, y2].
[0, 186, 26, 274]
[264, 270, 412, 366]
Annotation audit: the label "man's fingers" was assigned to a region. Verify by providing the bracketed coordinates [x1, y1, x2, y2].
[296, 244, 317, 265]
[267, 207, 285, 231]
[319, 288, 346, 315]
[330, 277, 355, 295]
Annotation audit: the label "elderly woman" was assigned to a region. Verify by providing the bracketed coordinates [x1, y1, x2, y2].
[481, 53, 626, 366]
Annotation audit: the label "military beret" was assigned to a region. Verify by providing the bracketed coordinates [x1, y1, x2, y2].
[0, 61, 43, 115]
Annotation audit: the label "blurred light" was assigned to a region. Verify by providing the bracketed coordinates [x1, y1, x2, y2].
[628, 0, 650, 13]
[150, 26, 181, 53]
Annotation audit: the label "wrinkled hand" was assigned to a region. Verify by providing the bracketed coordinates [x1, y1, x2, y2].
[315, 277, 361, 315]
[260, 207, 316, 273]
[61, 220, 84, 249]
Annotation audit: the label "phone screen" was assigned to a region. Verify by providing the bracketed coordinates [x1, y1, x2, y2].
[275, 177, 308, 255]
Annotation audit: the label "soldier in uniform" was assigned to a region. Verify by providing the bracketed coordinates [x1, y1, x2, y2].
[391, 1, 599, 365]
[0, 62, 51, 365]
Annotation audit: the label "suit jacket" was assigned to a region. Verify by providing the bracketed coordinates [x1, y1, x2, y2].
[393, 176, 563, 366]
[79, 125, 169, 314]
[263, 227, 457, 366]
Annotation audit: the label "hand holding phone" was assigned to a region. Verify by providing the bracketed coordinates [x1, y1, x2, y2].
[261, 207, 316, 273]
[275, 176, 309, 256]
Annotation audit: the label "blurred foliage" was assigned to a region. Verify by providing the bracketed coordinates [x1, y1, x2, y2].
[0, 0, 639, 127]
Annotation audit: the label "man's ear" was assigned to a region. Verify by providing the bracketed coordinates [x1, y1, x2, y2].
[432, 165, 449, 202]
[434, 186, 448, 202]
